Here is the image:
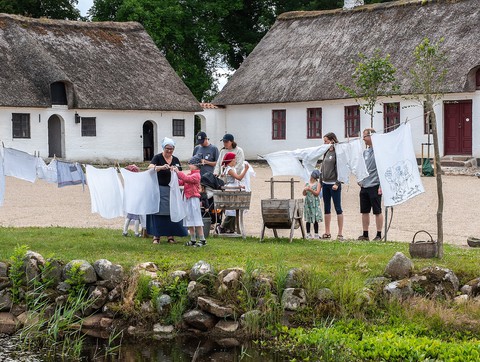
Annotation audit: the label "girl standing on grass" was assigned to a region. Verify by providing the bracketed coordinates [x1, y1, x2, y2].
[303, 169, 323, 239]
[173, 155, 206, 247]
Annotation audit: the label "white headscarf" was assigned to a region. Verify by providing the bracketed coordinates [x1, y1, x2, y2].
[161, 137, 175, 149]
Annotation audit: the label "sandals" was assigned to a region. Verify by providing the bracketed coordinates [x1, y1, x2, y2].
[336, 235, 344, 241]
[321, 234, 331, 239]
[167, 238, 176, 244]
[152, 238, 160, 244]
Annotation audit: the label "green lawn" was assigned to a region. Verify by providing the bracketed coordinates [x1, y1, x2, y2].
[1, 226, 478, 286]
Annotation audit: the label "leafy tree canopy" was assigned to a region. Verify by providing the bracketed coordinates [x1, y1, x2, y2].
[0, 0, 81, 19]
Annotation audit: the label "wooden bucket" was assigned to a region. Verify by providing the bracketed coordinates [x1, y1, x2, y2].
[409, 230, 438, 258]
[213, 191, 251, 210]
[261, 199, 303, 229]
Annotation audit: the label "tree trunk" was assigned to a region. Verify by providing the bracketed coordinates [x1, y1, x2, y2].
[427, 100, 444, 258]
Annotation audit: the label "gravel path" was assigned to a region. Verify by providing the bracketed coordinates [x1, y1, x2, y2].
[0, 163, 478, 246]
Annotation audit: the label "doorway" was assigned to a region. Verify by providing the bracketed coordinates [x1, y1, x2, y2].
[48, 115, 63, 158]
[143, 121, 154, 161]
[443, 100, 472, 155]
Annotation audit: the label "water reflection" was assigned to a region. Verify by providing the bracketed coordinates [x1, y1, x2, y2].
[1, 334, 288, 361]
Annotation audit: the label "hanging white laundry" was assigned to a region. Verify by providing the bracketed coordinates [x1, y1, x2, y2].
[169, 171, 187, 222]
[3, 147, 37, 183]
[120, 168, 160, 215]
[371, 123, 424, 206]
[86, 165, 124, 219]
[36, 158, 58, 183]
[57, 161, 85, 188]
[335, 140, 369, 184]
[291, 144, 331, 180]
[0, 152, 5, 206]
[262, 151, 306, 179]
[240, 161, 256, 192]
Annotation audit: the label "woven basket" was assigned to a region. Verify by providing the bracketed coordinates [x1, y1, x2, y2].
[409, 230, 438, 258]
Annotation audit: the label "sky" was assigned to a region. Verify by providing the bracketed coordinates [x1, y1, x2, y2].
[78, 0, 94, 17]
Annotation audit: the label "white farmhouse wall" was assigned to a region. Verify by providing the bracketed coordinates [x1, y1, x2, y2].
[204, 93, 480, 160]
[0, 108, 196, 163]
[195, 107, 226, 148]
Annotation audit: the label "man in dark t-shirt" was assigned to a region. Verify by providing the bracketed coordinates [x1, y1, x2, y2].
[192, 131, 219, 176]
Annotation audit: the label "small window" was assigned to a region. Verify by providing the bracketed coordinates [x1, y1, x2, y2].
[476, 69, 480, 89]
[50, 82, 68, 105]
[81, 117, 96, 137]
[307, 108, 322, 138]
[272, 110, 286, 140]
[12, 113, 31, 138]
[344, 105, 360, 138]
[172, 119, 185, 137]
[384, 102, 400, 133]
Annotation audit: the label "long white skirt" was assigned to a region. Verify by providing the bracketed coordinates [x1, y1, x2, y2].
[183, 197, 204, 227]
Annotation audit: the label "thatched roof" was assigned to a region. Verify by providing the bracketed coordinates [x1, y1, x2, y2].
[0, 13, 202, 111]
[213, 0, 480, 106]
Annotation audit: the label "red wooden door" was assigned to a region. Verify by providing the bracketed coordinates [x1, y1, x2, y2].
[443, 100, 472, 155]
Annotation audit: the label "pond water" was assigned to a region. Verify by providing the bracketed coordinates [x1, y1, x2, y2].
[0, 334, 289, 361]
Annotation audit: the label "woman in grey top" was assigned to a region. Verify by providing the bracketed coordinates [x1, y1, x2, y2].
[320, 132, 344, 240]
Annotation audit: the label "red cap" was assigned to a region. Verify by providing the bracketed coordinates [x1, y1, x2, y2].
[222, 152, 236, 165]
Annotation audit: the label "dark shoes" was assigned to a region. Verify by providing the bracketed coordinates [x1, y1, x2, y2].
[357, 235, 382, 241]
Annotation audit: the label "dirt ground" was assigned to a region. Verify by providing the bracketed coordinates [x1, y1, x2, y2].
[0, 163, 478, 246]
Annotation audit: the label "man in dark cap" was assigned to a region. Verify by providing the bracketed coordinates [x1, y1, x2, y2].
[192, 131, 219, 176]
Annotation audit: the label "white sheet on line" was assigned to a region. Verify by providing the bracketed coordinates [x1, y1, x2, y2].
[86, 165, 124, 219]
[3, 147, 37, 183]
[120, 168, 160, 215]
[36, 158, 58, 183]
[371, 123, 424, 206]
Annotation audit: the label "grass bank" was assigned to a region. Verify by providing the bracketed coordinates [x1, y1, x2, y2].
[1, 227, 480, 360]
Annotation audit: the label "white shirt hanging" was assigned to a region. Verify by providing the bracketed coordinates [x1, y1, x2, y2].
[3, 147, 37, 183]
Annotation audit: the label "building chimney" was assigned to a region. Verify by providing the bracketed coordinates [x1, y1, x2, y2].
[344, 0, 364, 10]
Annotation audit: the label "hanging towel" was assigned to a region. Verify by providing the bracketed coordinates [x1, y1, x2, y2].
[36, 158, 58, 183]
[85, 165, 124, 219]
[120, 167, 160, 215]
[3, 147, 37, 183]
[57, 161, 85, 188]
[169, 171, 187, 222]
[371, 123, 424, 206]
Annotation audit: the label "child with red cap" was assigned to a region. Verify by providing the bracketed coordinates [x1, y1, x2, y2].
[216, 152, 249, 234]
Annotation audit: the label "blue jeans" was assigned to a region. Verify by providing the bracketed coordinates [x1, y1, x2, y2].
[322, 183, 343, 215]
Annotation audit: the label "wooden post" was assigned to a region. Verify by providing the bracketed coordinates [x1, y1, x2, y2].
[270, 177, 274, 199]
[290, 178, 294, 199]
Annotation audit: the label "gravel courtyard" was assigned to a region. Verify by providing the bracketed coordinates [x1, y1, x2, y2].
[0, 163, 478, 246]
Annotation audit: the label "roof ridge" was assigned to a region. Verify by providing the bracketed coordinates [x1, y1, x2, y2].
[277, 0, 463, 20]
[0, 12, 143, 31]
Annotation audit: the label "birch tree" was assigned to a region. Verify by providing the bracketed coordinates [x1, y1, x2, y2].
[408, 37, 448, 258]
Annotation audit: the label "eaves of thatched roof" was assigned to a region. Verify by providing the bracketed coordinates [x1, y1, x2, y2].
[0, 13, 202, 112]
[213, 0, 480, 106]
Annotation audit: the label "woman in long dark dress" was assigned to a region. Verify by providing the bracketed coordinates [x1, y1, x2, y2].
[146, 137, 188, 243]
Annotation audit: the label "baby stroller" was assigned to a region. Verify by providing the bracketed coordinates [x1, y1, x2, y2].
[200, 172, 225, 228]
